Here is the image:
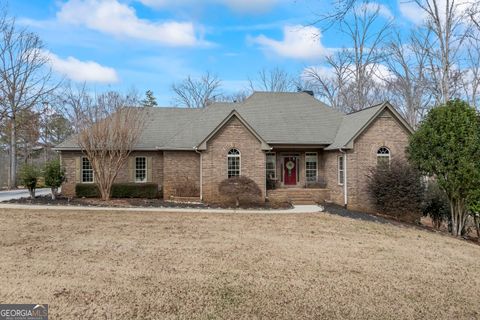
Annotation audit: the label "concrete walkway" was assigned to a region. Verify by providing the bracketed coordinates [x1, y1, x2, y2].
[0, 188, 51, 202]
[0, 203, 324, 214]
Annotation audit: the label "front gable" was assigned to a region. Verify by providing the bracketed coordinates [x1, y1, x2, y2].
[196, 110, 271, 151]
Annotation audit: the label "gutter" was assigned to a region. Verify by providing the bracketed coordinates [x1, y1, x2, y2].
[194, 146, 203, 201]
[339, 148, 348, 208]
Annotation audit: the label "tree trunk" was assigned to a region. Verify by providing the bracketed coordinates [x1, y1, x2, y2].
[99, 184, 111, 201]
[449, 197, 466, 237]
[29, 188, 35, 199]
[9, 120, 17, 189]
[474, 213, 480, 242]
[51, 187, 57, 200]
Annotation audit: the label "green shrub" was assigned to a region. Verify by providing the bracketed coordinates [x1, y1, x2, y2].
[44, 160, 65, 200]
[75, 184, 101, 198]
[19, 164, 40, 198]
[75, 183, 159, 199]
[111, 183, 158, 199]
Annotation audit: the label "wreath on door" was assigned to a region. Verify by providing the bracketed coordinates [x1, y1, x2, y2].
[286, 160, 295, 176]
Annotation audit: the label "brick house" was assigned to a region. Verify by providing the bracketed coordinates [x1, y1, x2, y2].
[55, 92, 413, 211]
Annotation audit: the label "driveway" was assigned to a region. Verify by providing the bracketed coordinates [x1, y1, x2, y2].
[0, 188, 51, 202]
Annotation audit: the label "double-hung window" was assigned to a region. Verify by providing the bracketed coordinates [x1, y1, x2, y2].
[82, 157, 94, 183]
[338, 155, 345, 185]
[305, 152, 318, 183]
[266, 152, 276, 179]
[135, 157, 147, 182]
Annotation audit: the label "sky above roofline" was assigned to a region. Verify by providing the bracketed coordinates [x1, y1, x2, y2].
[9, 0, 416, 105]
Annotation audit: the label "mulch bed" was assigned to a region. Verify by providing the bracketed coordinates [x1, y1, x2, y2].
[325, 203, 480, 245]
[2, 195, 293, 210]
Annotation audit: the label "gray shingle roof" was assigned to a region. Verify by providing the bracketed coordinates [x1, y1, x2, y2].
[55, 92, 409, 151]
[325, 103, 385, 150]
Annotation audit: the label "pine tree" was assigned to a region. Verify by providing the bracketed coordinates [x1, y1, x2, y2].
[141, 90, 158, 107]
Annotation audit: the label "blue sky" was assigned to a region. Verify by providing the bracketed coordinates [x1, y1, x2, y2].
[9, 0, 416, 105]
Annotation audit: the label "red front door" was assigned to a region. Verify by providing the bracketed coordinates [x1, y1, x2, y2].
[284, 157, 297, 185]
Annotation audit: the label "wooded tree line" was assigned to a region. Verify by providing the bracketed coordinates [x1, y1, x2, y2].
[303, 0, 480, 128]
[172, 0, 480, 130]
[2, 0, 480, 190]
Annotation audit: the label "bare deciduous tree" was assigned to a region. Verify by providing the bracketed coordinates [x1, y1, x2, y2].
[216, 90, 249, 103]
[0, 11, 58, 188]
[305, 4, 391, 112]
[303, 50, 351, 110]
[461, 37, 480, 109]
[76, 92, 147, 201]
[383, 31, 433, 128]
[172, 72, 221, 108]
[341, 4, 392, 111]
[414, 0, 469, 105]
[248, 67, 295, 92]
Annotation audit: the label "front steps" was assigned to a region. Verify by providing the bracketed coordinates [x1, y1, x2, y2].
[267, 188, 330, 205]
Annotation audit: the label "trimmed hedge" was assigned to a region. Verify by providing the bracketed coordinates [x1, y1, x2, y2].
[76, 183, 100, 198]
[111, 183, 158, 199]
[75, 183, 159, 199]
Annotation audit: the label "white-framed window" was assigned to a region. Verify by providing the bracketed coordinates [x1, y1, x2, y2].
[135, 156, 147, 182]
[377, 147, 391, 167]
[266, 152, 276, 179]
[338, 155, 344, 185]
[305, 152, 318, 183]
[81, 157, 94, 183]
[227, 148, 241, 178]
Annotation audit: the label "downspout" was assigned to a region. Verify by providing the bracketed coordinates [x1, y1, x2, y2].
[265, 147, 273, 201]
[339, 148, 348, 208]
[194, 147, 203, 201]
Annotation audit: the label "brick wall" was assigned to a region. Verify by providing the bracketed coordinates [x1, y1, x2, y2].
[323, 150, 345, 205]
[323, 109, 410, 212]
[163, 151, 200, 199]
[60, 151, 164, 197]
[201, 116, 266, 203]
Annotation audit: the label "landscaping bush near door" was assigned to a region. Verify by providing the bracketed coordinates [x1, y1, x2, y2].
[75, 183, 159, 199]
[218, 176, 262, 207]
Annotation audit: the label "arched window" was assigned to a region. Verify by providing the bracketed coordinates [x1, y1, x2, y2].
[227, 148, 241, 178]
[377, 147, 390, 167]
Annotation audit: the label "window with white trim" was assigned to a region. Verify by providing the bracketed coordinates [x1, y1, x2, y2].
[82, 157, 94, 183]
[266, 152, 276, 179]
[377, 147, 390, 167]
[227, 148, 240, 178]
[338, 155, 344, 185]
[305, 152, 318, 183]
[135, 157, 147, 182]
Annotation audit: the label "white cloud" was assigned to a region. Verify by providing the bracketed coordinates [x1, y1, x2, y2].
[399, 0, 471, 25]
[138, 0, 280, 13]
[251, 25, 328, 60]
[398, 1, 427, 25]
[44, 50, 119, 83]
[361, 2, 393, 20]
[57, 0, 203, 46]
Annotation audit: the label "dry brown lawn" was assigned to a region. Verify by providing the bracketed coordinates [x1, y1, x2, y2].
[0, 208, 479, 319]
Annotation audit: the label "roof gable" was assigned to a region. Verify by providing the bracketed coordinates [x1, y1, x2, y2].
[325, 102, 414, 150]
[55, 92, 412, 152]
[196, 110, 271, 151]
